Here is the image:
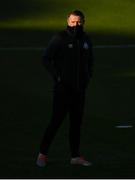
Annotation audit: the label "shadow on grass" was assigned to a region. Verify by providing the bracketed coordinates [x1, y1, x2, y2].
[0, 0, 63, 20]
[0, 28, 135, 47]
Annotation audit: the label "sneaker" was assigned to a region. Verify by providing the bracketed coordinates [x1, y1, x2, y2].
[70, 156, 92, 166]
[36, 153, 48, 167]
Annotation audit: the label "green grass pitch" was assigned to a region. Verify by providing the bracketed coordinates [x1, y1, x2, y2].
[0, 0, 135, 178]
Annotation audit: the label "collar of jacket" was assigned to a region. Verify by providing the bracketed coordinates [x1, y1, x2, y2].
[65, 26, 84, 39]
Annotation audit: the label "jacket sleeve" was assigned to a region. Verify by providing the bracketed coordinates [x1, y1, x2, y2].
[42, 34, 62, 81]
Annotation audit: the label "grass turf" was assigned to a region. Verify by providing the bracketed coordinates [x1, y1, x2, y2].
[0, 47, 135, 178]
[1, 0, 135, 33]
[0, 0, 135, 47]
[0, 0, 135, 178]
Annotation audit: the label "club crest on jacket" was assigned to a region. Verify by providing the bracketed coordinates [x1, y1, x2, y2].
[83, 42, 89, 49]
[68, 44, 73, 48]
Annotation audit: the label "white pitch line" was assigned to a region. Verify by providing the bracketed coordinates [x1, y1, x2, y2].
[0, 44, 135, 50]
[115, 125, 133, 128]
[94, 44, 135, 49]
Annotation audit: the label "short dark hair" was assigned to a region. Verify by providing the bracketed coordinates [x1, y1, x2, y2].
[67, 10, 85, 21]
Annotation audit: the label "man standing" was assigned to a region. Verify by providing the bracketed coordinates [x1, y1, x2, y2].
[36, 10, 93, 167]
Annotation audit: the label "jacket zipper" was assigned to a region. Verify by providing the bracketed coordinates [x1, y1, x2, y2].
[76, 39, 81, 90]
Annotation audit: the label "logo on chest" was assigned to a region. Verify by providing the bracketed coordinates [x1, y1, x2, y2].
[68, 44, 73, 48]
[67, 42, 89, 49]
[83, 42, 89, 49]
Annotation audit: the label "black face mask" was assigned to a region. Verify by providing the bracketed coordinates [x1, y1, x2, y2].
[67, 25, 83, 38]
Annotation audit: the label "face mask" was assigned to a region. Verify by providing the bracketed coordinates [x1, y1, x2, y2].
[67, 25, 83, 38]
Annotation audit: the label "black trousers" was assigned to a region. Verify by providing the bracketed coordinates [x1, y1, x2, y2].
[40, 83, 86, 157]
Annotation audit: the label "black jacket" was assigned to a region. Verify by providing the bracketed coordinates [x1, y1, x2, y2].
[43, 28, 93, 90]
